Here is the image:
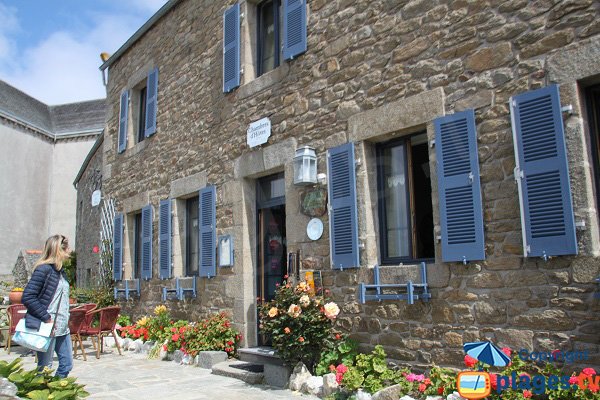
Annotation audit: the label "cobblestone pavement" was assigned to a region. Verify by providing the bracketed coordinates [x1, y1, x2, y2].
[0, 345, 318, 400]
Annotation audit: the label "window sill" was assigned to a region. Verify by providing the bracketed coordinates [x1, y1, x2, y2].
[238, 63, 289, 100]
[129, 138, 149, 157]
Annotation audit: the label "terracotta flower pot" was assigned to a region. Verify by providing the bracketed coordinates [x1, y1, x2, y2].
[9, 291, 23, 304]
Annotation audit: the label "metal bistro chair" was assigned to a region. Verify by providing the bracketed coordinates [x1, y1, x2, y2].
[80, 306, 122, 358]
[68, 308, 87, 361]
[6, 304, 27, 354]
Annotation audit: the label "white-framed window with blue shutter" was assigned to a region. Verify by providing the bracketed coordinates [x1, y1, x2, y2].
[376, 133, 435, 263]
[282, 0, 307, 60]
[510, 84, 577, 258]
[223, 3, 240, 93]
[118, 91, 129, 153]
[199, 186, 216, 278]
[113, 213, 124, 281]
[327, 142, 359, 269]
[144, 67, 158, 137]
[159, 199, 172, 280]
[141, 204, 153, 280]
[434, 110, 485, 263]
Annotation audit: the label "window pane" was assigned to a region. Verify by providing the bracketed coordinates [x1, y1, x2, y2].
[187, 197, 199, 276]
[382, 144, 411, 258]
[259, 0, 278, 75]
[134, 213, 143, 278]
[138, 86, 147, 142]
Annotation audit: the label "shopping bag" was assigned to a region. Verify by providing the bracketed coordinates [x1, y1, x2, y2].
[12, 318, 54, 352]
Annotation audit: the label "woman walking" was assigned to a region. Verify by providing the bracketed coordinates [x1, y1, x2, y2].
[22, 234, 73, 377]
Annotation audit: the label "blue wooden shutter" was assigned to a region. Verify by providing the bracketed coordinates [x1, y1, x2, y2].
[510, 85, 577, 258]
[113, 214, 123, 281]
[283, 0, 307, 60]
[118, 91, 128, 153]
[159, 199, 172, 279]
[223, 4, 240, 93]
[434, 110, 485, 263]
[145, 67, 158, 137]
[327, 143, 359, 269]
[199, 186, 216, 277]
[141, 204, 153, 280]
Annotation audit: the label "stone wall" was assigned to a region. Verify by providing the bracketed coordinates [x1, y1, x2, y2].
[100, 0, 600, 369]
[75, 138, 104, 287]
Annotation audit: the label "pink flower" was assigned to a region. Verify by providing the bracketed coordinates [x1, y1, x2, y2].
[523, 390, 532, 398]
[583, 368, 597, 376]
[501, 347, 512, 357]
[415, 374, 425, 382]
[569, 376, 579, 385]
[336, 364, 348, 374]
[418, 383, 427, 392]
[406, 373, 418, 382]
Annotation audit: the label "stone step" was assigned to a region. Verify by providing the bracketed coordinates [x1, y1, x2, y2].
[238, 346, 284, 366]
[212, 360, 264, 385]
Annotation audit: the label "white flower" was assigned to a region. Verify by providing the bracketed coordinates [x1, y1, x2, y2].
[299, 295, 310, 307]
[323, 302, 340, 319]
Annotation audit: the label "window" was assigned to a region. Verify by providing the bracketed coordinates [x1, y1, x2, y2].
[186, 196, 199, 276]
[257, 0, 281, 77]
[137, 86, 147, 143]
[377, 133, 434, 263]
[133, 212, 143, 279]
[585, 84, 600, 219]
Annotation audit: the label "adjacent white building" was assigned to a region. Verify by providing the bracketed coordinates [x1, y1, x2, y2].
[0, 79, 105, 275]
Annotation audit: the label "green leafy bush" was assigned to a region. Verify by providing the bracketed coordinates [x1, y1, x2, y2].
[315, 335, 358, 376]
[0, 358, 88, 399]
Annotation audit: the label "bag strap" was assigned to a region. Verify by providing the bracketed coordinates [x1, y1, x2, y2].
[49, 290, 64, 331]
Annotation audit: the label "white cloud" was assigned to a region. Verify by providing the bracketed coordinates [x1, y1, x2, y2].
[0, 2, 168, 105]
[0, 2, 19, 65]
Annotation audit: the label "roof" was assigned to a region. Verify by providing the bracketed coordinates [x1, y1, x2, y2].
[50, 99, 106, 136]
[100, 0, 180, 71]
[0, 79, 106, 139]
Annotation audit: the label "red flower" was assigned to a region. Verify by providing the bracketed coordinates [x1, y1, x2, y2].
[171, 327, 177, 333]
[437, 386, 444, 395]
[172, 334, 180, 342]
[523, 390, 532, 398]
[335, 334, 341, 340]
[227, 340, 234, 345]
[423, 378, 431, 385]
[418, 383, 426, 392]
[179, 326, 186, 334]
[464, 355, 478, 368]
[583, 368, 597, 376]
[501, 347, 512, 357]
[490, 373, 498, 390]
[298, 337, 305, 343]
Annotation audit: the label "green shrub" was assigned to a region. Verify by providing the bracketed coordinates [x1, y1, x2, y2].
[0, 358, 88, 399]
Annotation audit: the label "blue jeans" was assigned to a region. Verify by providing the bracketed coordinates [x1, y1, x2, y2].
[36, 334, 73, 378]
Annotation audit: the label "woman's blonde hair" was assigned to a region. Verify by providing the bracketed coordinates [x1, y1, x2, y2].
[34, 235, 70, 270]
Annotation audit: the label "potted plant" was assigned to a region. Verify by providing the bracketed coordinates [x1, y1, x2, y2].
[9, 287, 24, 304]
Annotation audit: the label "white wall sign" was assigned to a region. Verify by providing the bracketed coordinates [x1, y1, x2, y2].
[91, 190, 102, 207]
[247, 117, 271, 148]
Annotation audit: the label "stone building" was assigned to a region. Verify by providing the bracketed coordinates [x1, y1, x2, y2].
[94, 0, 600, 369]
[73, 134, 105, 287]
[0, 79, 105, 275]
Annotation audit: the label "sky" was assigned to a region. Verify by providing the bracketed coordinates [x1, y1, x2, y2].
[0, 0, 168, 105]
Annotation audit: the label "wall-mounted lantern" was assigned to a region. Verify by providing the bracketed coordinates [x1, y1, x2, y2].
[293, 146, 317, 185]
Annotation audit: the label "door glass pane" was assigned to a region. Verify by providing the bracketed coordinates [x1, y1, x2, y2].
[258, 173, 285, 204]
[186, 197, 199, 276]
[261, 205, 286, 301]
[382, 144, 411, 258]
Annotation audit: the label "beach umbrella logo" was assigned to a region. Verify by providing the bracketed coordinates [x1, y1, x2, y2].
[463, 341, 511, 367]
